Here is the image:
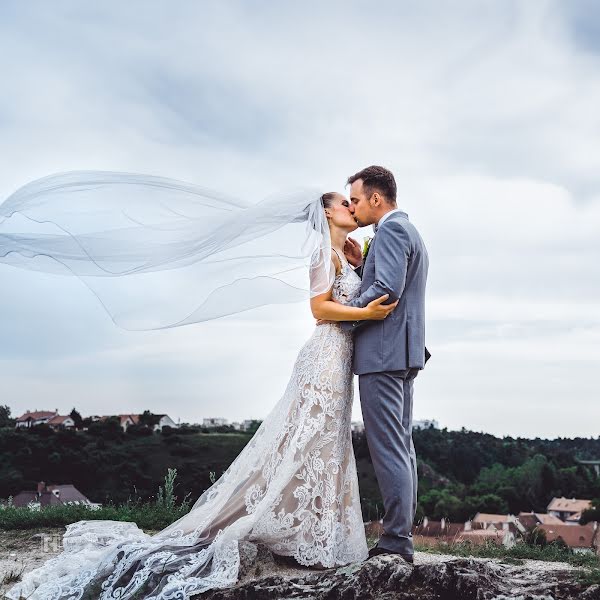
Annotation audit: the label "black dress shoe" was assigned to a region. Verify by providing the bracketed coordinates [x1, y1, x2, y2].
[368, 546, 414, 564]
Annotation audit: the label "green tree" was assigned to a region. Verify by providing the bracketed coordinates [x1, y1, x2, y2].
[580, 499, 600, 524]
[524, 526, 547, 547]
[139, 410, 160, 429]
[69, 408, 83, 429]
[244, 420, 263, 434]
[87, 417, 123, 440]
[432, 492, 465, 521]
[464, 493, 509, 517]
[0, 405, 15, 428]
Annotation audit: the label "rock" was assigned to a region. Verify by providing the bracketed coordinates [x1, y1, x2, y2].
[2, 529, 599, 600]
[197, 546, 600, 600]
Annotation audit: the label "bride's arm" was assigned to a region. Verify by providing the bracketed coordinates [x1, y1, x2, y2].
[310, 257, 397, 321]
[310, 288, 395, 321]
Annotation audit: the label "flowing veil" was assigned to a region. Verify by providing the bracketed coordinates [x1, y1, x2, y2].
[0, 170, 334, 330]
[2, 171, 371, 599]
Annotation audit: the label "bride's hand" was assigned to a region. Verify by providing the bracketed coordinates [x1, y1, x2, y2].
[343, 237, 363, 268]
[364, 295, 398, 320]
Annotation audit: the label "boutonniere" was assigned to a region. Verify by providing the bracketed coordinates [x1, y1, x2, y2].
[362, 236, 373, 260]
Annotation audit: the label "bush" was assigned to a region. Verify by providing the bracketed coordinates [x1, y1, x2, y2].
[0, 469, 192, 531]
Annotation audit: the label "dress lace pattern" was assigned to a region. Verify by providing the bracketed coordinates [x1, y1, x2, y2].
[5, 258, 368, 600]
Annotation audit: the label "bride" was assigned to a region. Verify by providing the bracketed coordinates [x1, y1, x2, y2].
[3, 178, 397, 599]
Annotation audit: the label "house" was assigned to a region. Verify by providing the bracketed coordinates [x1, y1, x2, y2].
[203, 417, 229, 428]
[547, 497, 592, 523]
[15, 410, 59, 428]
[372, 515, 519, 550]
[457, 528, 516, 548]
[471, 513, 527, 534]
[16, 410, 76, 430]
[413, 419, 439, 430]
[536, 522, 599, 554]
[92, 414, 137, 432]
[239, 419, 261, 432]
[411, 517, 464, 547]
[153, 414, 178, 431]
[92, 414, 178, 432]
[12, 481, 99, 509]
[410, 514, 519, 549]
[46, 415, 76, 430]
[517, 511, 564, 529]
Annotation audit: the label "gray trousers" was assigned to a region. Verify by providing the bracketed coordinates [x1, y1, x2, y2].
[359, 368, 419, 555]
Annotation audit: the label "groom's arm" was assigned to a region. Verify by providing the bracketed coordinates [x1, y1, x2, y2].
[340, 221, 410, 333]
[350, 221, 410, 306]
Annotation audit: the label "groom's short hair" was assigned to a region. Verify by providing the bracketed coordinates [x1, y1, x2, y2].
[347, 165, 397, 204]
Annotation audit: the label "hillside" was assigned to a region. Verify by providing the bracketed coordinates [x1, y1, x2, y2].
[1, 424, 600, 521]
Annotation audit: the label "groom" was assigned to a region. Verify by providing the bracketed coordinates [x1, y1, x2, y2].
[341, 165, 429, 564]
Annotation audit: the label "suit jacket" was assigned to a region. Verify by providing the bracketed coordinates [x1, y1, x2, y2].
[341, 210, 429, 375]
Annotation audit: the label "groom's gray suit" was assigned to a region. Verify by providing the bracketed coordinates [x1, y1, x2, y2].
[341, 208, 429, 556]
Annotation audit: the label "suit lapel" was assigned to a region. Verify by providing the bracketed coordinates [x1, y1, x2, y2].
[358, 212, 406, 282]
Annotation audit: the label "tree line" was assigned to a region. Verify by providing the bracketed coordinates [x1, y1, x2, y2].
[1, 405, 599, 523]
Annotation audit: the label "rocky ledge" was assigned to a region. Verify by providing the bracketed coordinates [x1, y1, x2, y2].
[199, 542, 600, 600]
[2, 530, 599, 600]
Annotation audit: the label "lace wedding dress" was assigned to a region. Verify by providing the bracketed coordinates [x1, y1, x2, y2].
[6, 255, 368, 600]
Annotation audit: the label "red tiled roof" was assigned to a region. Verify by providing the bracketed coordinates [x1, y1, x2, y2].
[16, 411, 56, 422]
[12, 484, 92, 507]
[547, 497, 592, 513]
[46, 415, 72, 425]
[457, 529, 509, 545]
[413, 520, 464, 537]
[11, 491, 38, 507]
[99, 414, 140, 425]
[96, 414, 169, 426]
[537, 513, 565, 525]
[517, 513, 538, 530]
[537, 523, 597, 549]
[473, 513, 512, 523]
[518, 512, 564, 526]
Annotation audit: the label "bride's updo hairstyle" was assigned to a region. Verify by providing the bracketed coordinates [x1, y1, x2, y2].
[320, 192, 336, 210]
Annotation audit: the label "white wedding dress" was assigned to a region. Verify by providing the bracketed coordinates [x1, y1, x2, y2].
[6, 255, 368, 600]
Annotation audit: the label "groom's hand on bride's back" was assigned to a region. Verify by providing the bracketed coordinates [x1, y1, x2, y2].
[316, 295, 397, 326]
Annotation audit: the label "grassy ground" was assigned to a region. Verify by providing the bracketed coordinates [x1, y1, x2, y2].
[412, 538, 600, 586]
[367, 533, 600, 586]
[0, 501, 190, 531]
[413, 539, 600, 568]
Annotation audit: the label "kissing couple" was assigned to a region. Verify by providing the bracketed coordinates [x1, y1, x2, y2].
[3, 164, 429, 599]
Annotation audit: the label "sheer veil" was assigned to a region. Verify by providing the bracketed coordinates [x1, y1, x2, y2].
[1, 171, 370, 600]
[0, 170, 334, 330]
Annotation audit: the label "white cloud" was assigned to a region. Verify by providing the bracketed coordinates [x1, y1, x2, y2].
[0, 1, 599, 438]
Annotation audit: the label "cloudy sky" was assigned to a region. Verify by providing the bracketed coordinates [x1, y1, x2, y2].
[1, 1, 598, 439]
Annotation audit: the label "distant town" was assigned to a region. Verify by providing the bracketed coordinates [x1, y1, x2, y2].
[11, 409, 440, 434]
[368, 497, 600, 555]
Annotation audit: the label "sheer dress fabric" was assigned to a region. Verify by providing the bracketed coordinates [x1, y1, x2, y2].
[6, 258, 369, 600]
